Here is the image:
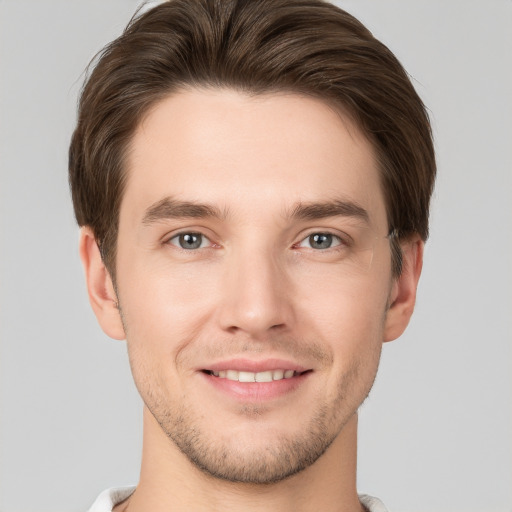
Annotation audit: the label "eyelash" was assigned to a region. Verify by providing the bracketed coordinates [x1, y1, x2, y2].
[165, 230, 352, 252]
[293, 232, 349, 251]
[166, 232, 216, 251]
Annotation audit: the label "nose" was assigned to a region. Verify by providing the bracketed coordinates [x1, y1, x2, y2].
[216, 247, 295, 338]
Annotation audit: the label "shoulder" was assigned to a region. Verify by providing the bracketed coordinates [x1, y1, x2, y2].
[359, 494, 389, 512]
[86, 486, 136, 512]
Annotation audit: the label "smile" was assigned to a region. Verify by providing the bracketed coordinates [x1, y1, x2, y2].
[200, 363, 312, 401]
[205, 369, 300, 382]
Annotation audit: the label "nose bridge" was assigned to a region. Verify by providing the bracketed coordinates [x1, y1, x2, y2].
[217, 240, 293, 336]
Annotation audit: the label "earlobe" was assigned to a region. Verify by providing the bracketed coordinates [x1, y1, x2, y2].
[383, 237, 424, 342]
[79, 227, 126, 340]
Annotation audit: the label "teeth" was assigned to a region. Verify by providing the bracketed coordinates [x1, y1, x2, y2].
[226, 370, 238, 380]
[255, 371, 273, 383]
[239, 371, 255, 383]
[273, 369, 284, 380]
[210, 369, 297, 382]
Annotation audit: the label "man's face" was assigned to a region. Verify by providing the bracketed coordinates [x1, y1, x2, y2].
[114, 88, 394, 483]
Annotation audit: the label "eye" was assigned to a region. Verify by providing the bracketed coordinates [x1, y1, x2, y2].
[168, 232, 210, 250]
[298, 232, 343, 250]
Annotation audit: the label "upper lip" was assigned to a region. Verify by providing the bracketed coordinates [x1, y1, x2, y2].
[201, 358, 310, 373]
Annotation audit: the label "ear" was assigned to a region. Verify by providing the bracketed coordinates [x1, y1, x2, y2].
[79, 227, 126, 340]
[383, 236, 424, 342]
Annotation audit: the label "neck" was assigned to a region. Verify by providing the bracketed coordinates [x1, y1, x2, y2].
[118, 407, 364, 512]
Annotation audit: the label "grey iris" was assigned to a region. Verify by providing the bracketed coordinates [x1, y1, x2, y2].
[310, 233, 333, 249]
[179, 233, 202, 249]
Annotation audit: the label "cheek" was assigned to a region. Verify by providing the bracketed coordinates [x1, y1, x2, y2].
[117, 246, 392, 360]
[307, 281, 386, 385]
[298, 270, 390, 340]
[119, 268, 206, 406]
[296, 269, 389, 383]
[117, 259, 219, 343]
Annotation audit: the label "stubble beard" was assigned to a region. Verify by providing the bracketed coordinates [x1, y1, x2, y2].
[121, 332, 384, 485]
[160, 402, 334, 484]
[142, 354, 380, 485]
[119, 297, 385, 486]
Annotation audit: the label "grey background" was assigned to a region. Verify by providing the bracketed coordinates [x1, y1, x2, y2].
[0, 1, 510, 511]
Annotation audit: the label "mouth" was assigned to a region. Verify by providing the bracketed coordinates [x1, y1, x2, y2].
[199, 360, 313, 401]
[203, 369, 310, 382]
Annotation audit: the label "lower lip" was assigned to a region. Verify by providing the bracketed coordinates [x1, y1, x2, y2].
[200, 371, 311, 401]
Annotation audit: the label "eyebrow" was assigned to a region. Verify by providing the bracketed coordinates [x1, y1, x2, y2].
[142, 196, 369, 225]
[142, 197, 226, 225]
[288, 199, 369, 223]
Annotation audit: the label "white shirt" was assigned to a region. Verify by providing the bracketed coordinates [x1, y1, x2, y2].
[87, 486, 389, 512]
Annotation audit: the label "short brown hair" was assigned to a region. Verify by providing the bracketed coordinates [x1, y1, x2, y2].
[69, 0, 436, 279]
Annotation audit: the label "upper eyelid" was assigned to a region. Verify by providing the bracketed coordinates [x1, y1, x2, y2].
[166, 232, 217, 252]
[168, 231, 208, 239]
[295, 233, 344, 249]
[295, 229, 352, 245]
[163, 228, 214, 243]
[161, 227, 354, 247]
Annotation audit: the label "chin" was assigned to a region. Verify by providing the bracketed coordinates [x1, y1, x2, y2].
[170, 414, 335, 484]
[148, 396, 351, 484]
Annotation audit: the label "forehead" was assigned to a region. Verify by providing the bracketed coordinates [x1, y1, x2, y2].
[122, 88, 387, 230]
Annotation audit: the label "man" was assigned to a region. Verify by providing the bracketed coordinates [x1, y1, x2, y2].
[69, 0, 435, 510]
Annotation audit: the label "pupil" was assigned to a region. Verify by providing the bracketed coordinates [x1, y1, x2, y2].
[180, 233, 201, 249]
[311, 233, 332, 249]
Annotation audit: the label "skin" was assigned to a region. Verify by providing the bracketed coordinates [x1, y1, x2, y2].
[80, 88, 423, 512]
